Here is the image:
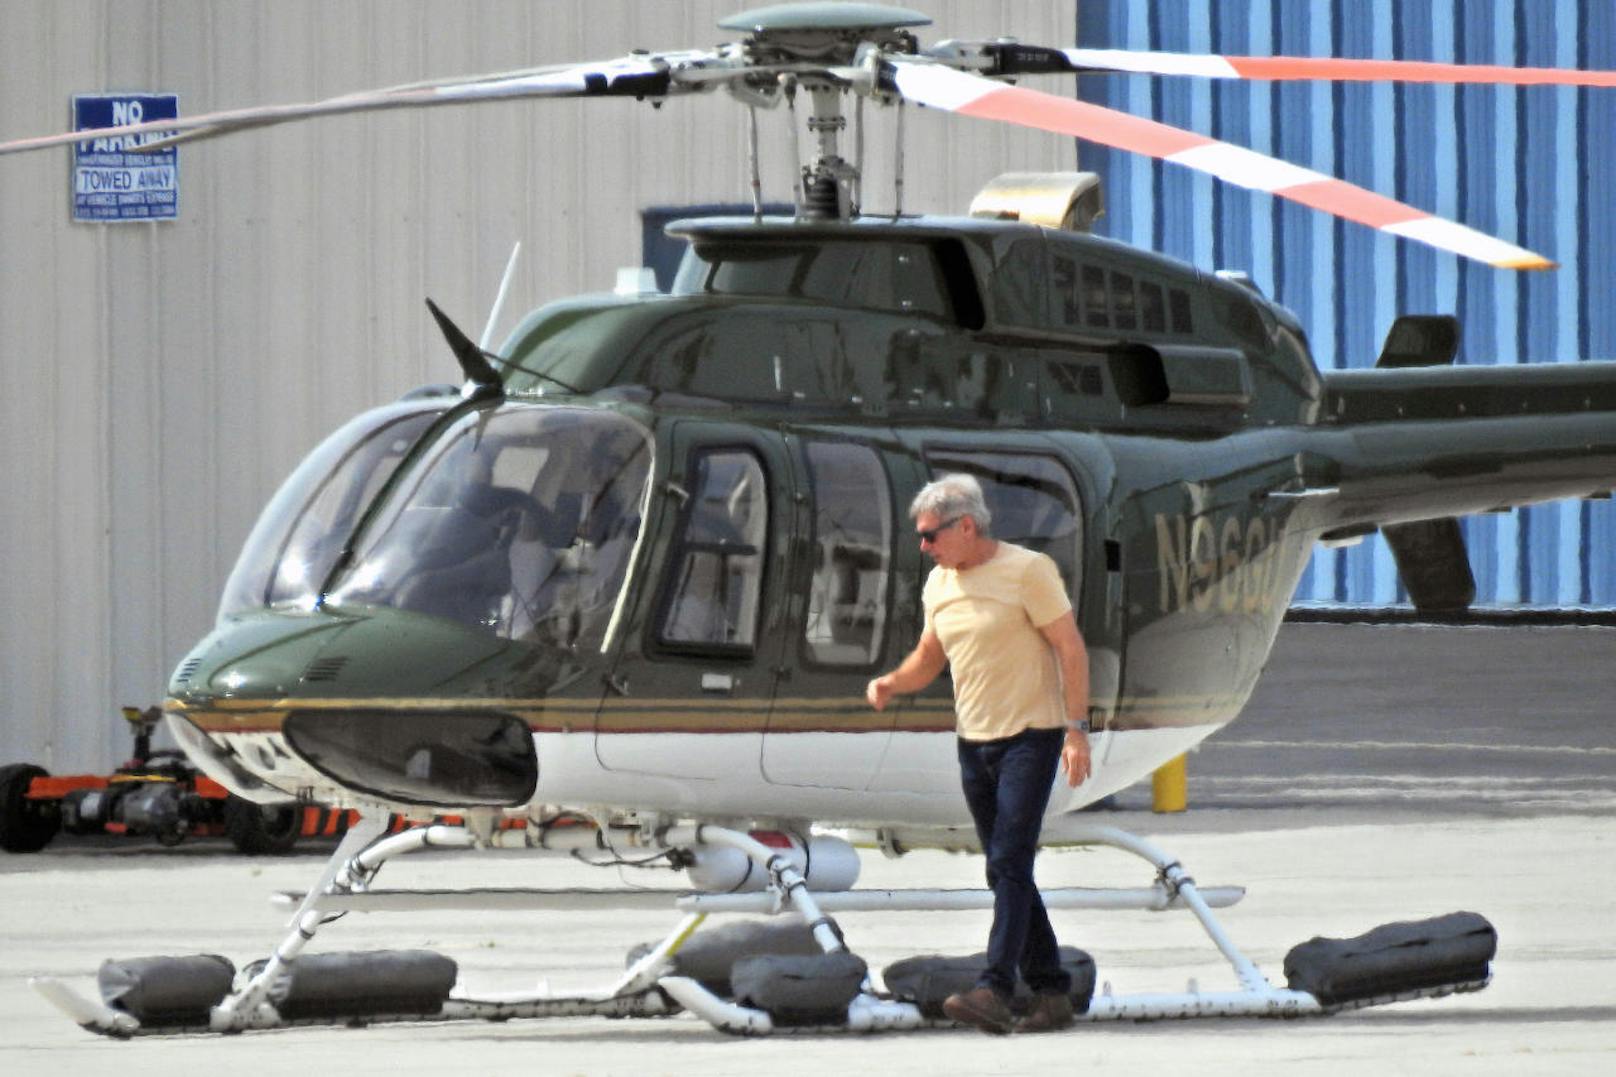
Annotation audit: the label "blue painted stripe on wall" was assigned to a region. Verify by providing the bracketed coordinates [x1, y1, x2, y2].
[1077, 0, 1616, 607]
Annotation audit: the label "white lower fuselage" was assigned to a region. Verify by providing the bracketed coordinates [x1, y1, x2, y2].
[192, 720, 1225, 829]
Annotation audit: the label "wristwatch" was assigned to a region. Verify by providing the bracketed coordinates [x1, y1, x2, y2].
[1066, 717, 1091, 734]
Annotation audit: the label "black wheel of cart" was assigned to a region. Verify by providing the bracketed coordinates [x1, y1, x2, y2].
[0, 763, 61, 853]
[223, 796, 300, 855]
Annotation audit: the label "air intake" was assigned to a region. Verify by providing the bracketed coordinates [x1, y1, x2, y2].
[302, 656, 350, 683]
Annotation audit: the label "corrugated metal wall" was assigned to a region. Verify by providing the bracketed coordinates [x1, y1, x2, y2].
[0, 1, 1077, 771]
[1076, 0, 1616, 606]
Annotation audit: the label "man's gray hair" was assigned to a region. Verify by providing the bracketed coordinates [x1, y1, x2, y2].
[910, 473, 992, 531]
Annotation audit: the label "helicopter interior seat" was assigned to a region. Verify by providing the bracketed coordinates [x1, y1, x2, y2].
[664, 505, 755, 645]
[536, 489, 584, 550]
[505, 489, 589, 641]
[394, 484, 544, 630]
[392, 510, 510, 628]
[829, 542, 883, 639]
[805, 538, 885, 664]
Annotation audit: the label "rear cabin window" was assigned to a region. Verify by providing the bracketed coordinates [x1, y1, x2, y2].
[1139, 282, 1166, 332]
[1111, 272, 1138, 331]
[1170, 289, 1194, 334]
[1049, 246, 1194, 339]
[802, 441, 892, 667]
[1053, 255, 1080, 327]
[1082, 265, 1110, 328]
[924, 450, 1084, 593]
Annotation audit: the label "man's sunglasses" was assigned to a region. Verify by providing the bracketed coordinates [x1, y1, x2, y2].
[917, 516, 963, 543]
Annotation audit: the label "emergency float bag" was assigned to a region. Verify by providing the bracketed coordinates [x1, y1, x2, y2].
[251, 949, 459, 1019]
[628, 919, 822, 996]
[1283, 911, 1496, 1006]
[882, 946, 1098, 1016]
[730, 950, 868, 1025]
[98, 954, 236, 1026]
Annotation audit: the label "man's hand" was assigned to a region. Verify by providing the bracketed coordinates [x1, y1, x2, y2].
[866, 674, 895, 712]
[1061, 729, 1091, 787]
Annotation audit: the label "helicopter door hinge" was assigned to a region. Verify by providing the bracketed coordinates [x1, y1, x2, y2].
[664, 480, 691, 506]
[604, 673, 630, 697]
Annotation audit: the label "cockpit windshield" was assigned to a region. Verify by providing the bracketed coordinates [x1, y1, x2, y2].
[325, 405, 652, 651]
[219, 399, 450, 620]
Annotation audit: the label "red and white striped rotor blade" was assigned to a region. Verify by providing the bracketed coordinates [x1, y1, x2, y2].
[1061, 47, 1616, 87]
[889, 60, 1552, 270]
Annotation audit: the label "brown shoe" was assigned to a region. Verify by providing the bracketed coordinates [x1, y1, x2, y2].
[941, 985, 1014, 1035]
[1015, 992, 1074, 1033]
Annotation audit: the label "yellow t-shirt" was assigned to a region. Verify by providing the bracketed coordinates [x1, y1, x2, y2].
[923, 542, 1072, 742]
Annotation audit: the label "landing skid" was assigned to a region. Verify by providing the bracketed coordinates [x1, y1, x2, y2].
[30, 819, 1491, 1038]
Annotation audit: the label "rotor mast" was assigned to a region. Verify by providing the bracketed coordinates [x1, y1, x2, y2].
[719, 3, 932, 221]
[799, 78, 855, 218]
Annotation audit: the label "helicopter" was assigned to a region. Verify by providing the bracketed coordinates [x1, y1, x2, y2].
[4, 0, 1613, 1039]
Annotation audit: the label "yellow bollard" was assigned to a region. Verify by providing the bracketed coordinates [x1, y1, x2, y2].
[1152, 754, 1187, 813]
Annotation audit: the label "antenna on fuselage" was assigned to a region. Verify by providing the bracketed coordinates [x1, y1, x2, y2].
[479, 242, 522, 352]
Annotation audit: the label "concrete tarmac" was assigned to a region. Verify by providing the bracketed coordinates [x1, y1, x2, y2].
[2, 623, 1613, 1075]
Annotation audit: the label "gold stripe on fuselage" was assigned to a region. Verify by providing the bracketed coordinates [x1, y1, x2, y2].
[168, 691, 1240, 737]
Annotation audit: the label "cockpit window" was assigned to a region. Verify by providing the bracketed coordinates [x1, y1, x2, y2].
[326, 406, 653, 651]
[218, 400, 448, 620]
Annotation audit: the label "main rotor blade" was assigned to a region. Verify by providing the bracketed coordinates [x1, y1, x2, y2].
[0, 53, 712, 157]
[1056, 47, 1616, 87]
[887, 59, 1552, 270]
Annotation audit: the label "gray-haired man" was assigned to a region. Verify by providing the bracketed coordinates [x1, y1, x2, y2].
[867, 473, 1091, 1034]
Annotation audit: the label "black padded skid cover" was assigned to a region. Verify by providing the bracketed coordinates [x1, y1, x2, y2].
[244, 949, 460, 1020]
[730, 951, 870, 1026]
[882, 947, 1098, 1018]
[627, 919, 823, 997]
[99, 954, 237, 1027]
[1284, 911, 1497, 1007]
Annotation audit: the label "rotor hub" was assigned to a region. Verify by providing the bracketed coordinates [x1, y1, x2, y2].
[720, 3, 929, 66]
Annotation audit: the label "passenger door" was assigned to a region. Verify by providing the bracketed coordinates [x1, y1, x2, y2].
[594, 422, 792, 780]
[761, 433, 903, 789]
[868, 438, 1087, 793]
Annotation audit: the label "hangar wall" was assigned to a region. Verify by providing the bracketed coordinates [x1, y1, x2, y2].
[0, 1, 1077, 772]
[1077, 0, 1616, 607]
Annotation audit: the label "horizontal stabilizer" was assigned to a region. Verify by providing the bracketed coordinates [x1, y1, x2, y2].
[1377, 314, 1461, 368]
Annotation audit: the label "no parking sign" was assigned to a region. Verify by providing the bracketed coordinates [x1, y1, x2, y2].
[72, 94, 178, 222]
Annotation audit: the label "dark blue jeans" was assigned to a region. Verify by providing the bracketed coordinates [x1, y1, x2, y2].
[957, 726, 1072, 1000]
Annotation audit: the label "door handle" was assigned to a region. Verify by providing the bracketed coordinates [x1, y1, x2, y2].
[701, 672, 736, 694]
